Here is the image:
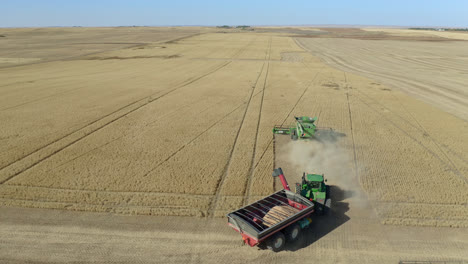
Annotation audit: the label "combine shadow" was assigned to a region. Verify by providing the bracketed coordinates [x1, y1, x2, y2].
[314, 129, 347, 143]
[284, 185, 351, 251]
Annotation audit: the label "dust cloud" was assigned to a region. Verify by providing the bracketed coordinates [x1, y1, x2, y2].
[278, 137, 368, 207]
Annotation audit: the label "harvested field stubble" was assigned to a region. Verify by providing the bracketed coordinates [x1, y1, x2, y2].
[1, 29, 467, 228]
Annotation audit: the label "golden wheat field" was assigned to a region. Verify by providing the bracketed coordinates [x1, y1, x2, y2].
[1, 27, 468, 263]
[1, 27, 467, 226]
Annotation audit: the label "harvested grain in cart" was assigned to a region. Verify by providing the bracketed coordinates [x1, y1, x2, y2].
[263, 205, 299, 227]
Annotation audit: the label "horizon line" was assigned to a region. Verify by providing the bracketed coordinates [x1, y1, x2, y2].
[1, 24, 467, 29]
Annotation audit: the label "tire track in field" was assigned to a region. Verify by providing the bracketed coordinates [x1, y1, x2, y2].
[267, 73, 320, 189]
[0, 59, 187, 112]
[353, 80, 468, 166]
[138, 101, 246, 179]
[0, 197, 206, 215]
[352, 92, 468, 184]
[0, 34, 256, 171]
[46, 97, 233, 174]
[0, 60, 228, 168]
[206, 63, 267, 217]
[0, 35, 259, 184]
[387, 90, 466, 174]
[352, 86, 466, 178]
[105, 37, 260, 180]
[2, 183, 267, 199]
[242, 37, 272, 206]
[344, 72, 360, 182]
[0, 32, 203, 70]
[206, 36, 267, 217]
[33, 39, 259, 172]
[357, 87, 468, 170]
[297, 38, 468, 118]
[257, 58, 322, 191]
[297, 37, 467, 178]
[0, 61, 233, 185]
[381, 215, 468, 224]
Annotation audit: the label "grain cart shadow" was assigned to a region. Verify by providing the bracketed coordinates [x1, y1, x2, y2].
[284, 185, 351, 251]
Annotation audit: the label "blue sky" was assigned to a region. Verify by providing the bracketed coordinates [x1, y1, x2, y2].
[2, 0, 467, 27]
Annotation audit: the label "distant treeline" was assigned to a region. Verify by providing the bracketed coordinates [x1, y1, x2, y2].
[216, 25, 252, 30]
[409, 27, 468, 31]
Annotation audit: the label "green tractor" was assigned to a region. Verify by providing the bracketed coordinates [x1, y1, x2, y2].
[275, 168, 332, 215]
[272, 116, 317, 141]
[295, 173, 331, 215]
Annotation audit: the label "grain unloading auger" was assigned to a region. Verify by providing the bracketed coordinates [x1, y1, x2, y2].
[227, 168, 331, 252]
[272, 116, 318, 140]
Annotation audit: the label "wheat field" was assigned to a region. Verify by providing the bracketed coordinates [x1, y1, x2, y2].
[0, 27, 467, 228]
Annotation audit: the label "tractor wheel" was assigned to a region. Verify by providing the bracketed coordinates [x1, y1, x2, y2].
[285, 224, 301, 241]
[266, 232, 286, 252]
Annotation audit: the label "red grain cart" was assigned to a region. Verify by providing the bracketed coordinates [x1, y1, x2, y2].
[227, 175, 315, 252]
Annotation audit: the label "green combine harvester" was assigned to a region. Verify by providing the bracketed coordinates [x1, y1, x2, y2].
[272, 116, 318, 141]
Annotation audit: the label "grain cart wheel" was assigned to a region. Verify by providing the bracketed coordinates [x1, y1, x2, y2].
[285, 224, 301, 241]
[266, 232, 286, 252]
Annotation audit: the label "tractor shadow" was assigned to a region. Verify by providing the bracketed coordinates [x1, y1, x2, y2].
[284, 185, 351, 251]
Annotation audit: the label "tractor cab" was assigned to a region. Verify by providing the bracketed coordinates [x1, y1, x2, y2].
[295, 173, 329, 214]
